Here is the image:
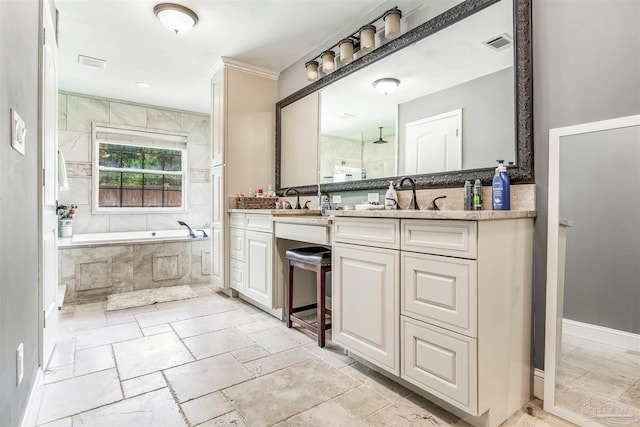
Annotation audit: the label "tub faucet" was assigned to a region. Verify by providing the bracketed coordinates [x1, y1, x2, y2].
[283, 188, 302, 209]
[196, 229, 209, 238]
[178, 221, 197, 238]
[398, 177, 420, 210]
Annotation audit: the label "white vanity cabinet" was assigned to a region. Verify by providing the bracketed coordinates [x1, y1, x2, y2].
[332, 214, 533, 427]
[228, 212, 278, 314]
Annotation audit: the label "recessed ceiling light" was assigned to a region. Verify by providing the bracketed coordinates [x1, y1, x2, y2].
[153, 3, 199, 34]
[135, 82, 152, 89]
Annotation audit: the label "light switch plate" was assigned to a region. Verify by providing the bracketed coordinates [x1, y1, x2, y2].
[368, 193, 380, 203]
[11, 109, 26, 155]
[332, 195, 342, 204]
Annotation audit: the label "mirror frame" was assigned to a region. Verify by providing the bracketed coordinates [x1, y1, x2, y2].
[275, 0, 532, 194]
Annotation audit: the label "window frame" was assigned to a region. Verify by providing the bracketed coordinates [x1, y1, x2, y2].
[92, 123, 189, 214]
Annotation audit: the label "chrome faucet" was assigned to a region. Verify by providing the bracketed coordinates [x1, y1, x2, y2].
[178, 221, 197, 238]
[283, 188, 302, 209]
[398, 177, 420, 210]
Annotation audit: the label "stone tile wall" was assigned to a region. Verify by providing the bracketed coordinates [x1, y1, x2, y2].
[59, 240, 212, 303]
[58, 91, 211, 234]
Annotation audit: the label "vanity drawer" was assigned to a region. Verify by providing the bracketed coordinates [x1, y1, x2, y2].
[229, 228, 245, 261]
[401, 252, 477, 337]
[229, 213, 246, 228]
[401, 220, 477, 259]
[401, 316, 477, 415]
[245, 214, 273, 232]
[275, 222, 330, 245]
[333, 217, 400, 249]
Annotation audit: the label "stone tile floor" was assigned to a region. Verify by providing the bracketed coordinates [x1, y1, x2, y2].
[554, 334, 640, 424]
[37, 284, 575, 427]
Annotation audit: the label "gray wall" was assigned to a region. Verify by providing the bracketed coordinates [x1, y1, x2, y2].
[532, 0, 640, 369]
[559, 127, 640, 334]
[397, 67, 515, 172]
[0, 0, 42, 424]
[278, 0, 640, 371]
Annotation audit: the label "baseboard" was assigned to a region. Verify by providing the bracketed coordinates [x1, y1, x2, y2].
[563, 318, 640, 351]
[533, 368, 544, 400]
[20, 368, 43, 427]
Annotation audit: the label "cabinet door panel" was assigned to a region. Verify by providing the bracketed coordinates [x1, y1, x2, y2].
[229, 228, 245, 261]
[212, 227, 223, 287]
[245, 231, 273, 307]
[402, 252, 477, 337]
[333, 243, 399, 375]
[230, 258, 245, 293]
[401, 317, 477, 414]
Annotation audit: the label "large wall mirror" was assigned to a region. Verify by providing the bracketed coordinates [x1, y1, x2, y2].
[545, 115, 640, 426]
[276, 0, 532, 193]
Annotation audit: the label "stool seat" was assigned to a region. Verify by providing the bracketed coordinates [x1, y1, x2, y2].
[286, 246, 332, 347]
[285, 247, 331, 266]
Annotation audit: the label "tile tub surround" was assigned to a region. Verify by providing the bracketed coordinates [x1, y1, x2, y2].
[38, 284, 574, 427]
[57, 91, 211, 235]
[58, 238, 211, 304]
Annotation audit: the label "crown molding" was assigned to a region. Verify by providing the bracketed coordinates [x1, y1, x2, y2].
[207, 57, 279, 80]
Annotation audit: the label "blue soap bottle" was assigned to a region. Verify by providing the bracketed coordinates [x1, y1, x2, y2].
[499, 161, 511, 210]
[492, 160, 510, 210]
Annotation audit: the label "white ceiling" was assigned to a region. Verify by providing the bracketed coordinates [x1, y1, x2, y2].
[55, 0, 418, 113]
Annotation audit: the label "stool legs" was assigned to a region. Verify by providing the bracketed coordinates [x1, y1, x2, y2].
[317, 267, 326, 347]
[286, 261, 294, 328]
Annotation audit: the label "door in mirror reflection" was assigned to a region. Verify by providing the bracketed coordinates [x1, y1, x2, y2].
[555, 124, 640, 425]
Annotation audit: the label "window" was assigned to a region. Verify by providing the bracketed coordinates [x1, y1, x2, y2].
[93, 125, 188, 212]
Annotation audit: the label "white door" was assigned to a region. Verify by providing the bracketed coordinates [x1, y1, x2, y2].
[41, 0, 59, 367]
[244, 231, 273, 307]
[405, 109, 462, 174]
[332, 243, 399, 376]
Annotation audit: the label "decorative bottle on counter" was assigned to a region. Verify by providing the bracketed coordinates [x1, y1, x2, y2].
[463, 180, 472, 210]
[321, 196, 331, 216]
[473, 179, 483, 210]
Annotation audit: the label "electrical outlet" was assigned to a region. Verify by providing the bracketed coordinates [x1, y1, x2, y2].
[368, 193, 380, 203]
[332, 195, 342, 204]
[16, 343, 24, 386]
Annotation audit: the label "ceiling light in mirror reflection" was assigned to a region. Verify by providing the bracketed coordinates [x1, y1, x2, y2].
[373, 78, 400, 95]
[153, 3, 199, 35]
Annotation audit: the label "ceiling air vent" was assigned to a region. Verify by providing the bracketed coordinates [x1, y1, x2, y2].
[78, 55, 107, 69]
[482, 33, 513, 51]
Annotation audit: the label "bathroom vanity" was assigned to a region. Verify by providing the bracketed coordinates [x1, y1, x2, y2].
[330, 209, 535, 427]
[227, 209, 331, 318]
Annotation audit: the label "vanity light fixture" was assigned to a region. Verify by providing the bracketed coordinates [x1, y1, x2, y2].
[374, 126, 388, 144]
[153, 3, 199, 35]
[305, 60, 319, 82]
[372, 78, 400, 95]
[321, 50, 336, 73]
[383, 9, 402, 40]
[339, 39, 355, 64]
[359, 25, 376, 49]
[303, 7, 401, 82]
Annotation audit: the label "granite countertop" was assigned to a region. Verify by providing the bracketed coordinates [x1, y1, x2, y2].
[228, 209, 322, 216]
[328, 209, 536, 220]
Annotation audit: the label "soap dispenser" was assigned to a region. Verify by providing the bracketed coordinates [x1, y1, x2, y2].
[491, 160, 510, 210]
[499, 161, 511, 210]
[384, 181, 398, 210]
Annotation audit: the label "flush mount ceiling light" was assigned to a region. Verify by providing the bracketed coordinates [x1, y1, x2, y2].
[153, 3, 199, 34]
[374, 126, 388, 144]
[372, 78, 400, 95]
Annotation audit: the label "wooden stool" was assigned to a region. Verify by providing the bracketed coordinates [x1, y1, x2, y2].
[285, 246, 332, 347]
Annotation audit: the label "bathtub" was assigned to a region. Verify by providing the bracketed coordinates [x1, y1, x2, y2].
[68, 228, 210, 246]
[58, 228, 212, 304]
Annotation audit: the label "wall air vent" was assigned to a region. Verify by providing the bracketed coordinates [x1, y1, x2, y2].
[482, 33, 513, 51]
[78, 55, 108, 69]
